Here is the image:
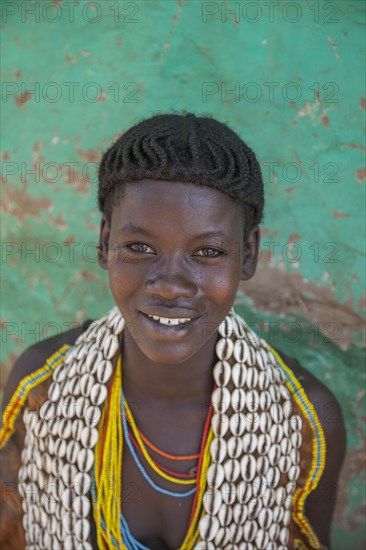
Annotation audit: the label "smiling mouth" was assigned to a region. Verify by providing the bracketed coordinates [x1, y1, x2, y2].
[140, 311, 197, 329]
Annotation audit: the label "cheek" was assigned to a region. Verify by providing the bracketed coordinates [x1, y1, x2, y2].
[107, 259, 141, 303]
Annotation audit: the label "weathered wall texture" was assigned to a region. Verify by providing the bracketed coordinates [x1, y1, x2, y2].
[1, 1, 365, 547]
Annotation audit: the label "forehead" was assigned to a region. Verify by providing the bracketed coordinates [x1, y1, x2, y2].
[111, 179, 243, 237]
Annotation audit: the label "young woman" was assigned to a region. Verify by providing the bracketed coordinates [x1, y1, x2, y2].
[0, 113, 346, 549]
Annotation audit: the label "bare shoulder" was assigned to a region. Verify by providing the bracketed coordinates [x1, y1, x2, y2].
[275, 347, 347, 546]
[3, 319, 93, 407]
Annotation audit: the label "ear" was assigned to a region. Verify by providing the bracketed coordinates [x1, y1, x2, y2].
[241, 226, 260, 281]
[98, 214, 110, 270]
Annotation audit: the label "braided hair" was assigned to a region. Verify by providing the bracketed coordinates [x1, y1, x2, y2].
[98, 112, 264, 238]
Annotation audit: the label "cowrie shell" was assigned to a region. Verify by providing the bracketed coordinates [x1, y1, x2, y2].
[227, 436, 243, 459]
[72, 419, 84, 440]
[202, 489, 222, 516]
[242, 432, 257, 454]
[269, 384, 280, 403]
[96, 360, 114, 384]
[279, 456, 292, 474]
[266, 466, 281, 488]
[61, 488, 75, 511]
[262, 486, 276, 508]
[57, 418, 72, 439]
[210, 437, 227, 464]
[280, 438, 292, 455]
[246, 367, 258, 389]
[62, 396, 78, 419]
[257, 434, 271, 455]
[273, 505, 284, 523]
[102, 332, 120, 360]
[270, 403, 283, 424]
[34, 420, 48, 438]
[218, 503, 233, 526]
[231, 388, 246, 412]
[237, 481, 252, 504]
[211, 413, 229, 437]
[247, 497, 262, 520]
[256, 456, 269, 476]
[233, 339, 249, 363]
[90, 383, 108, 406]
[66, 440, 81, 464]
[258, 370, 270, 390]
[213, 360, 231, 387]
[291, 448, 300, 465]
[40, 401, 56, 422]
[270, 423, 283, 444]
[251, 475, 265, 498]
[268, 444, 281, 466]
[289, 414, 302, 432]
[229, 413, 246, 436]
[229, 522, 243, 543]
[84, 405, 101, 427]
[279, 527, 289, 545]
[233, 502, 248, 524]
[288, 464, 301, 481]
[221, 481, 236, 505]
[211, 387, 231, 414]
[247, 346, 256, 366]
[48, 382, 61, 402]
[241, 455, 256, 482]
[53, 363, 67, 383]
[74, 472, 91, 496]
[51, 457, 63, 477]
[259, 390, 271, 411]
[215, 337, 234, 361]
[54, 437, 67, 458]
[62, 513, 73, 534]
[255, 528, 269, 550]
[85, 348, 104, 374]
[283, 400, 292, 418]
[259, 411, 272, 433]
[232, 362, 246, 387]
[80, 374, 95, 397]
[280, 384, 291, 400]
[218, 316, 234, 338]
[61, 463, 77, 486]
[68, 376, 81, 396]
[224, 458, 240, 482]
[275, 486, 286, 506]
[242, 519, 258, 542]
[269, 522, 280, 541]
[73, 495, 91, 518]
[206, 463, 225, 488]
[61, 379, 70, 397]
[198, 515, 220, 542]
[246, 390, 259, 413]
[214, 526, 230, 547]
[75, 518, 90, 542]
[77, 448, 94, 473]
[194, 543, 215, 550]
[80, 426, 98, 448]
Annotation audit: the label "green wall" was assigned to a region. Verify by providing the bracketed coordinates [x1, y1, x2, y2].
[1, 1, 365, 547]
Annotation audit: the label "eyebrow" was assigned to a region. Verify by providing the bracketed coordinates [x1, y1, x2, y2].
[118, 223, 229, 240]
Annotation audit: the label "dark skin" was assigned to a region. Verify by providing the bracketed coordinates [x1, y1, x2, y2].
[2, 179, 346, 549]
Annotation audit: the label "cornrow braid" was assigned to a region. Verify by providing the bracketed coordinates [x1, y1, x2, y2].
[98, 112, 264, 237]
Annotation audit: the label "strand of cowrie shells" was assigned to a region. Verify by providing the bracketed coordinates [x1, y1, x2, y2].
[194, 311, 302, 550]
[18, 307, 124, 550]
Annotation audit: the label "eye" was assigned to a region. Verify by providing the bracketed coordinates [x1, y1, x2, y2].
[194, 247, 224, 258]
[125, 242, 155, 254]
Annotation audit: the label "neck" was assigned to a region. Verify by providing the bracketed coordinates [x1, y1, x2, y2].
[120, 331, 218, 408]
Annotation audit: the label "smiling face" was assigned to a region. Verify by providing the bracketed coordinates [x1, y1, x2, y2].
[99, 179, 259, 365]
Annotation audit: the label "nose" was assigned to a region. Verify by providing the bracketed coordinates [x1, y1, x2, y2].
[144, 256, 197, 300]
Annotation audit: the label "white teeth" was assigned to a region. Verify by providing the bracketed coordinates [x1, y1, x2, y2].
[148, 315, 192, 325]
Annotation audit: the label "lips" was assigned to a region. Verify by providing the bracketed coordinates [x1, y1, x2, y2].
[138, 311, 200, 335]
